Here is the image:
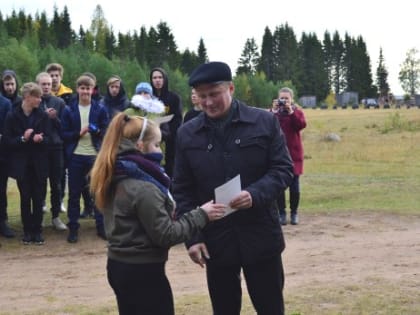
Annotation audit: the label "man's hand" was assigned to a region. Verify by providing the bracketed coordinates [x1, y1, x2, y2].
[229, 190, 253, 210]
[188, 243, 209, 268]
[80, 126, 89, 137]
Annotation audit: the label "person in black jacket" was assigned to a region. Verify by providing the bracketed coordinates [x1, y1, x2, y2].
[36, 72, 68, 231]
[183, 88, 202, 123]
[173, 62, 294, 315]
[150, 67, 182, 178]
[3, 82, 51, 245]
[0, 70, 22, 108]
[0, 94, 14, 238]
[100, 75, 130, 119]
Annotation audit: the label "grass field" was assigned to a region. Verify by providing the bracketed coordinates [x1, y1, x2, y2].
[2, 107, 420, 315]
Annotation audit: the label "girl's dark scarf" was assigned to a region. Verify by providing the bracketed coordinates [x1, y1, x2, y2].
[114, 152, 170, 195]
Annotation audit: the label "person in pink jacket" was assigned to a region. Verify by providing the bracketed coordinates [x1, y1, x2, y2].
[271, 87, 307, 225]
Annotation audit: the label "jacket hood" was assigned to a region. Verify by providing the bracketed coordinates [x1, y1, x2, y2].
[149, 67, 169, 98]
[0, 69, 19, 100]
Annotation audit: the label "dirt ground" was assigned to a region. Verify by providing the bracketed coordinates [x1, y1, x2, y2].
[0, 212, 419, 314]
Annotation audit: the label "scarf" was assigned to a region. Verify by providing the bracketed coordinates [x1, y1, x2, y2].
[115, 152, 171, 195]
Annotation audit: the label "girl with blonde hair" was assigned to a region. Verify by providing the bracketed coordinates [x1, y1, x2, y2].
[90, 112, 226, 315]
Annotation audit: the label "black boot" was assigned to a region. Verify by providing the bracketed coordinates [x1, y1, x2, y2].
[0, 220, 15, 238]
[290, 191, 300, 225]
[277, 191, 287, 225]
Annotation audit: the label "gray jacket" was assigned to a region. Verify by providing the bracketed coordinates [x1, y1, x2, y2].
[104, 139, 209, 264]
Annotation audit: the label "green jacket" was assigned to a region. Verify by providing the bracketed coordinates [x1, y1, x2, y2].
[104, 139, 209, 264]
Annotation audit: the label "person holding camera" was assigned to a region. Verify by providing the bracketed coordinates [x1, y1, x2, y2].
[61, 75, 109, 243]
[271, 87, 307, 225]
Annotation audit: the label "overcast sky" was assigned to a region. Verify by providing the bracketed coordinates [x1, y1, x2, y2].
[2, 0, 419, 95]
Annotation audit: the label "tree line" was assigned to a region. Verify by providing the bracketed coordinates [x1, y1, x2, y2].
[0, 5, 418, 109]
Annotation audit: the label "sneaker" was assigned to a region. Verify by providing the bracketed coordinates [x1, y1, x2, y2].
[22, 232, 32, 245]
[33, 233, 45, 245]
[67, 229, 78, 243]
[291, 213, 299, 225]
[52, 217, 68, 231]
[80, 208, 93, 219]
[96, 225, 107, 240]
[42, 204, 48, 213]
[60, 202, 67, 213]
[0, 221, 16, 238]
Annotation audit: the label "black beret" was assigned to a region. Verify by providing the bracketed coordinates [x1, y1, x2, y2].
[188, 62, 232, 87]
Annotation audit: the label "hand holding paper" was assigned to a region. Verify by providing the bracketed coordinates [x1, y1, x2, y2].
[214, 175, 244, 216]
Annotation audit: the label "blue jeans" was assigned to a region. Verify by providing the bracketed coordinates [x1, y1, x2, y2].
[67, 154, 103, 231]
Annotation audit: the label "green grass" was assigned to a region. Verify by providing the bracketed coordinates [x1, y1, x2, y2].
[300, 108, 420, 214]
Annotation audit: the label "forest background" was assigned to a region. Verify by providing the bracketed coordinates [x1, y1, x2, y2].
[0, 5, 417, 109]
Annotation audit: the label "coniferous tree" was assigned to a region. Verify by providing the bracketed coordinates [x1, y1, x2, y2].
[323, 31, 333, 92]
[17, 9, 27, 39]
[78, 25, 86, 47]
[156, 22, 178, 68]
[147, 26, 160, 67]
[197, 38, 208, 64]
[258, 26, 274, 80]
[59, 6, 73, 48]
[376, 48, 389, 98]
[355, 36, 375, 98]
[331, 31, 344, 94]
[50, 6, 61, 47]
[105, 27, 116, 60]
[136, 26, 148, 66]
[272, 23, 300, 87]
[5, 10, 19, 39]
[237, 38, 259, 75]
[298, 32, 329, 101]
[180, 48, 198, 75]
[37, 11, 50, 48]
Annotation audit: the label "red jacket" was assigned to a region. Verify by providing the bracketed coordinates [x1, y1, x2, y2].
[272, 107, 306, 175]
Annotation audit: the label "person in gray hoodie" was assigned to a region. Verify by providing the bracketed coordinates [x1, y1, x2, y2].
[89, 113, 227, 315]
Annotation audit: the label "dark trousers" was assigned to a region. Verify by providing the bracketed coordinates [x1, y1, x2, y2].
[206, 254, 285, 315]
[61, 167, 93, 210]
[0, 161, 8, 221]
[107, 259, 174, 315]
[42, 149, 63, 218]
[67, 154, 102, 231]
[16, 165, 46, 234]
[278, 175, 300, 215]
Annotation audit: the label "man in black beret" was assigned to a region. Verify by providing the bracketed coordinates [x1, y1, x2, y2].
[173, 61, 294, 314]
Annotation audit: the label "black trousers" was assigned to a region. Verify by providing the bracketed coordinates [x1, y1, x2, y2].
[107, 259, 174, 315]
[206, 254, 285, 315]
[0, 161, 8, 221]
[42, 149, 63, 218]
[16, 166, 46, 234]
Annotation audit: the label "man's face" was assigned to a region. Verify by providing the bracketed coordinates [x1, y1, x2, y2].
[77, 85, 93, 104]
[3, 78, 16, 96]
[38, 76, 52, 96]
[26, 93, 42, 109]
[48, 70, 62, 90]
[195, 82, 234, 119]
[151, 71, 164, 90]
[109, 81, 121, 97]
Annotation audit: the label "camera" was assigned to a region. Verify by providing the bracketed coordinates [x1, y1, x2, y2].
[277, 99, 288, 114]
[278, 99, 286, 107]
[88, 123, 99, 133]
